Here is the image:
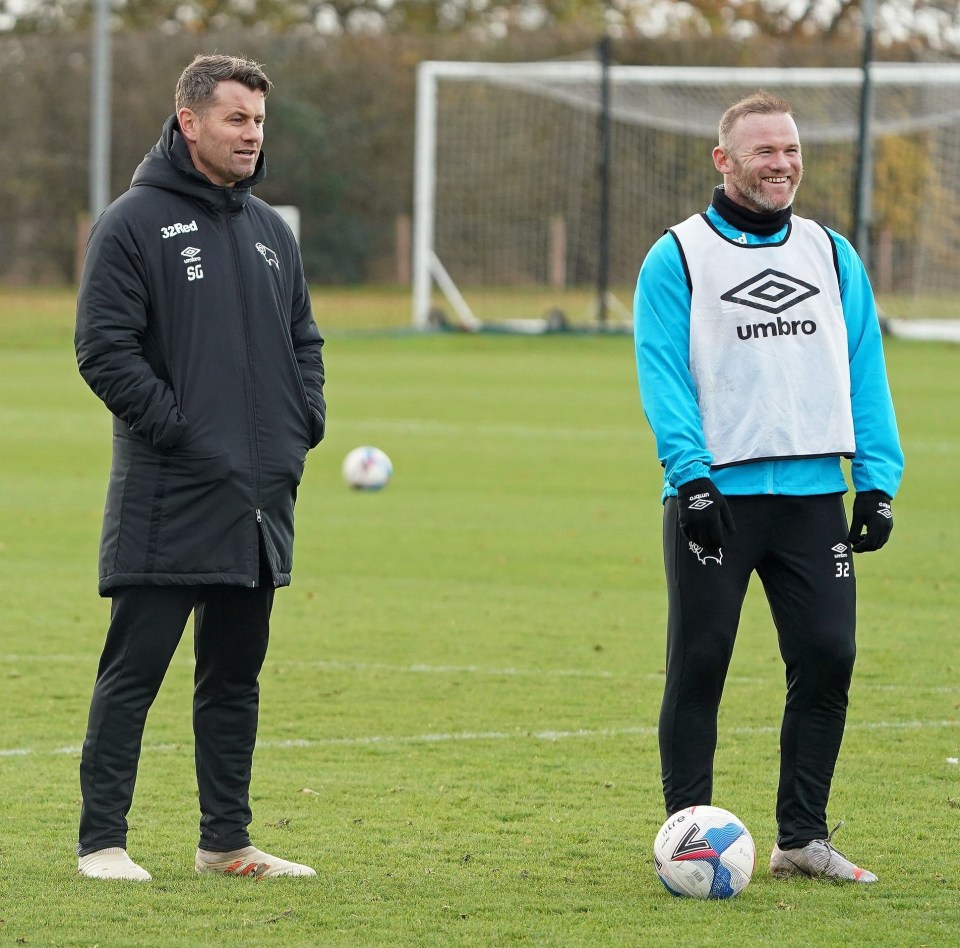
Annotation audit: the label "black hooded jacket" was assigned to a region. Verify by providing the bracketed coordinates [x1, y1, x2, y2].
[76, 116, 326, 595]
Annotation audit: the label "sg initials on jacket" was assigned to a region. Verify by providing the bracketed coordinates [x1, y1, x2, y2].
[180, 246, 204, 281]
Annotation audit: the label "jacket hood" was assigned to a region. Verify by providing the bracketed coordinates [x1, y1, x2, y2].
[130, 114, 266, 211]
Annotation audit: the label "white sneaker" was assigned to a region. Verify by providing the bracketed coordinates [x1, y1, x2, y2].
[78, 847, 152, 881]
[770, 823, 877, 883]
[195, 845, 316, 879]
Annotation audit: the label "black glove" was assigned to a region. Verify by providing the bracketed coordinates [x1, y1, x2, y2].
[848, 491, 893, 552]
[677, 478, 736, 550]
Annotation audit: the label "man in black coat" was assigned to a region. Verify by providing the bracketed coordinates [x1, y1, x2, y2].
[75, 54, 326, 881]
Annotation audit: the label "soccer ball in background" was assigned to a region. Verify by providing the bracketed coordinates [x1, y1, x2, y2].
[653, 805, 755, 899]
[342, 446, 393, 491]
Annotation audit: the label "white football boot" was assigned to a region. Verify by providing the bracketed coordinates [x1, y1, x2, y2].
[770, 823, 877, 883]
[78, 847, 152, 881]
[195, 845, 316, 878]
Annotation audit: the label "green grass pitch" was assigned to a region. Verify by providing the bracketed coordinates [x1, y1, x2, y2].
[0, 288, 957, 945]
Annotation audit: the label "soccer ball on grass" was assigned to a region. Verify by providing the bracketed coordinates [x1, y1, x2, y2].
[653, 805, 755, 899]
[342, 446, 393, 491]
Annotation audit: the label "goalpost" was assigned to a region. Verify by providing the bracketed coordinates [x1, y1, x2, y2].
[412, 60, 960, 332]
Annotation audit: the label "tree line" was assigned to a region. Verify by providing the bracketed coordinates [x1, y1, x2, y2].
[0, 4, 951, 285]
[3, 1, 959, 51]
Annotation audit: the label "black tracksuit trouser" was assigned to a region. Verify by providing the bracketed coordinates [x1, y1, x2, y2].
[78, 556, 275, 856]
[659, 493, 857, 850]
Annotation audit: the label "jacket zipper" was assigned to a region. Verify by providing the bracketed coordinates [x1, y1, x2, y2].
[254, 508, 263, 587]
[226, 208, 264, 586]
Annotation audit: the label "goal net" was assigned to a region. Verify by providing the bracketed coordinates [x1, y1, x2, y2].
[413, 61, 960, 332]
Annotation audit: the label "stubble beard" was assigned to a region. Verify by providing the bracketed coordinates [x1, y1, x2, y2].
[743, 183, 797, 212]
[195, 140, 256, 188]
[735, 170, 802, 214]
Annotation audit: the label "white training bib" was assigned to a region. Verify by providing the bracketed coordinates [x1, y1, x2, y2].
[670, 213, 855, 468]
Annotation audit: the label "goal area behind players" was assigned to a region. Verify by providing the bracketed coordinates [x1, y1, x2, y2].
[413, 61, 960, 337]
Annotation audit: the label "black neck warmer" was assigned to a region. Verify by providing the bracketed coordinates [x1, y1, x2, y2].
[711, 185, 792, 237]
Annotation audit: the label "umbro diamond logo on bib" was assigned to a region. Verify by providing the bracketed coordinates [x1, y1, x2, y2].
[721, 268, 819, 314]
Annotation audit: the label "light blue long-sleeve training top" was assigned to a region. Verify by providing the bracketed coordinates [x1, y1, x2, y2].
[634, 204, 904, 503]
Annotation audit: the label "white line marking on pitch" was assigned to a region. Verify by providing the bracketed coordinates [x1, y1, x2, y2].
[1, 654, 614, 680]
[2, 719, 957, 761]
[273, 659, 615, 679]
[5, 654, 959, 693]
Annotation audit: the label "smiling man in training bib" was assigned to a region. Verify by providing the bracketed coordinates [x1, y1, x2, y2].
[633, 91, 903, 884]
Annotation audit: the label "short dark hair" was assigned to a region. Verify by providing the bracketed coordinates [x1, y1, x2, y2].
[175, 54, 272, 114]
[718, 90, 794, 151]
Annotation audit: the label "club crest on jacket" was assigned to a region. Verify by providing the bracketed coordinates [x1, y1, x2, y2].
[256, 242, 280, 269]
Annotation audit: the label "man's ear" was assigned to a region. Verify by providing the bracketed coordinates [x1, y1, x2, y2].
[177, 107, 200, 142]
[712, 145, 731, 175]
